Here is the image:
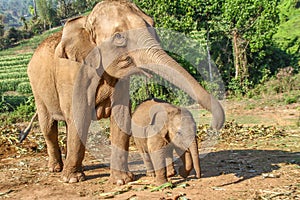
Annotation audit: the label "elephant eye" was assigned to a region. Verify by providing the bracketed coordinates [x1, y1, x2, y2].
[113, 32, 127, 47]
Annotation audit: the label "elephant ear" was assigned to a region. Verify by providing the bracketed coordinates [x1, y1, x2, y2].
[147, 105, 168, 138]
[72, 47, 104, 142]
[55, 16, 95, 63]
[129, 2, 160, 42]
[130, 3, 155, 27]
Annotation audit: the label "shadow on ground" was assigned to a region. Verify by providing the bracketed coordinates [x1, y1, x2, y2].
[82, 149, 300, 184]
[200, 149, 300, 185]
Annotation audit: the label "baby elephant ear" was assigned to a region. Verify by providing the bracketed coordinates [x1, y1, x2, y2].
[148, 105, 168, 137]
[72, 47, 104, 142]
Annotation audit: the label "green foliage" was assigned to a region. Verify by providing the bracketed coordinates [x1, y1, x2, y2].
[0, 95, 35, 124]
[244, 70, 300, 103]
[274, 0, 300, 57]
[130, 75, 193, 110]
[17, 82, 32, 94]
[136, 0, 293, 96]
[0, 95, 28, 112]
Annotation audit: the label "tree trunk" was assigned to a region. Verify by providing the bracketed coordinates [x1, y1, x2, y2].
[233, 29, 240, 79]
[232, 29, 248, 81]
[32, 0, 37, 17]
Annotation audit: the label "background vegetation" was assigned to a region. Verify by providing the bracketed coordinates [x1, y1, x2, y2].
[0, 0, 299, 121]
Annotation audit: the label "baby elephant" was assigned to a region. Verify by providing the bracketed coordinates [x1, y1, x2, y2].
[132, 99, 201, 184]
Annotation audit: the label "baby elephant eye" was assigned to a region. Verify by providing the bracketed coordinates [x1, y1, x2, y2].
[113, 32, 127, 47]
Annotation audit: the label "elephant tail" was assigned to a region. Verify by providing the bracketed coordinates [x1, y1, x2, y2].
[19, 112, 38, 143]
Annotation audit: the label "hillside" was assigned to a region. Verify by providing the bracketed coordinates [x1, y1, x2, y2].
[0, 0, 33, 28]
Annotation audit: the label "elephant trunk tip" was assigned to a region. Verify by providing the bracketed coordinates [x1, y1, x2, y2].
[210, 97, 226, 130]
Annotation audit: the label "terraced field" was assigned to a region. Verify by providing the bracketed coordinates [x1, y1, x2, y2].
[0, 53, 32, 95]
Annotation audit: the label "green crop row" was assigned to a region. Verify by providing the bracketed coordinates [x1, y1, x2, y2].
[0, 66, 27, 74]
[16, 82, 32, 94]
[0, 59, 30, 67]
[0, 78, 29, 93]
[0, 72, 28, 79]
[0, 54, 32, 62]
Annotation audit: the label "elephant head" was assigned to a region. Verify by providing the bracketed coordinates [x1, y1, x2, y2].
[55, 1, 224, 136]
[169, 108, 201, 178]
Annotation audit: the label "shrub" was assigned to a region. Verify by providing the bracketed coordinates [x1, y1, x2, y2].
[17, 82, 32, 94]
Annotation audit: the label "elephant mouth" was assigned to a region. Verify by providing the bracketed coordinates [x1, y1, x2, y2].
[106, 55, 152, 79]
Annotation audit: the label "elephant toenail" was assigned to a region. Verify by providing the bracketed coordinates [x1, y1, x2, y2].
[69, 177, 79, 183]
[63, 177, 69, 183]
[116, 179, 125, 186]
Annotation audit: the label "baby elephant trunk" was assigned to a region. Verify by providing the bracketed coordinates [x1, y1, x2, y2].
[178, 137, 201, 178]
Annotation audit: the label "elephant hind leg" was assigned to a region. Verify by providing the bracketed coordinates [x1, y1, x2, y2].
[37, 103, 63, 172]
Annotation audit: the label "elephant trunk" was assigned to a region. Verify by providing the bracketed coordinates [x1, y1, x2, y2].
[189, 138, 201, 178]
[137, 49, 225, 130]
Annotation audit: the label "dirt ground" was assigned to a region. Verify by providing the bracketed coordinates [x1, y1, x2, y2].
[0, 100, 300, 200]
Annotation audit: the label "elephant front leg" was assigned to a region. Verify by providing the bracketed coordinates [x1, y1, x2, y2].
[62, 122, 86, 183]
[109, 114, 134, 185]
[178, 150, 193, 178]
[149, 150, 167, 185]
[141, 152, 155, 177]
[165, 149, 176, 178]
[148, 144, 168, 185]
[37, 103, 63, 173]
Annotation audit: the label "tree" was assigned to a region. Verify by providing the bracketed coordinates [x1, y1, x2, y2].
[36, 0, 58, 30]
[220, 0, 280, 81]
[274, 0, 300, 63]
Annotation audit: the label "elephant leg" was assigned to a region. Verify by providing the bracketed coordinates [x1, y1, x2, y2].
[148, 142, 167, 185]
[141, 152, 155, 177]
[178, 150, 193, 178]
[109, 115, 134, 185]
[37, 103, 63, 173]
[61, 122, 86, 183]
[165, 149, 175, 178]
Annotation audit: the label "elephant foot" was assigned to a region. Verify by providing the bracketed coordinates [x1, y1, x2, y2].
[178, 166, 190, 178]
[109, 169, 134, 185]
[48, 160, 63, 173]
[62, 168, 85, 183]
[167, 166, 176, 178]
[146, 171, 155, 177]
[155, 177, 168, 185]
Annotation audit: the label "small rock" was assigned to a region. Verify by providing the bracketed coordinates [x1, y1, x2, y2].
[262, 173, 280, 178]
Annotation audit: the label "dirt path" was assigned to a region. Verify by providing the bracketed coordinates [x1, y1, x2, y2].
[0, 101, 299, 199]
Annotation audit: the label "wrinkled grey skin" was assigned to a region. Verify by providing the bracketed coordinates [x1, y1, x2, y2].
[27, 0, 224, 185]
[132, 99, 201, 185]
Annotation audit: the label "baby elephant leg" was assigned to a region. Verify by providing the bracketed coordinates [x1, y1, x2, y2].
[141, 152, 155, 177]
[148, 145, 167, 185]
[165, 149, 176, 178]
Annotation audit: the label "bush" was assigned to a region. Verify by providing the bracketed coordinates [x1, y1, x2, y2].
[17, 82, 32, 94]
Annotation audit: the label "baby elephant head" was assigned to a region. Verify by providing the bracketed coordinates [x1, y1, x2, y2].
[168, 108, 201, 179]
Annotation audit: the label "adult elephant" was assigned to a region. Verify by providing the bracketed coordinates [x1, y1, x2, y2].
[27, 0, 225, 184]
